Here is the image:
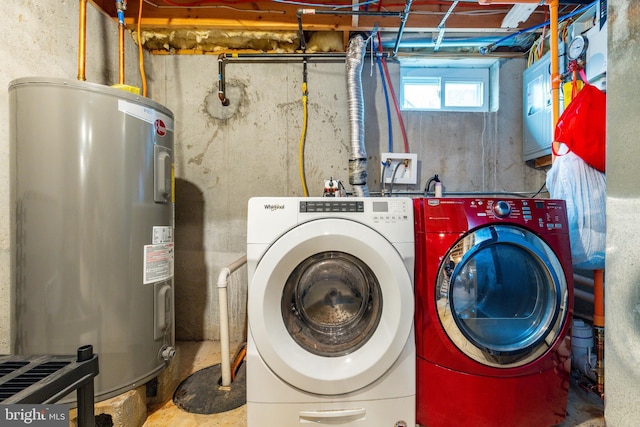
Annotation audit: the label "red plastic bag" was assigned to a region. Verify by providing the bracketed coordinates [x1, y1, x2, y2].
[554, 83, 606, 172]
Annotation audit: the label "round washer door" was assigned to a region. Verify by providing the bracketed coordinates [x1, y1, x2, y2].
[248, 218, 413, 395]
[436, 224, 568, 368]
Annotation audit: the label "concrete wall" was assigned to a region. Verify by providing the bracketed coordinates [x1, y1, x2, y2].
[0, 2, 145, 353]
[605, 0, 640, 423]
[150, 54, 545, 343]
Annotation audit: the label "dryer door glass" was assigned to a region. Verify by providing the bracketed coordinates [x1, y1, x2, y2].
[281, 251, 382, 357]
[436, 225, 568, 367]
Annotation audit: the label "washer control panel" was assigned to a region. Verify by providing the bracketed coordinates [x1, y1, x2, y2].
[419, 198, 569, 234]
[298, 199, 411, 223]
[249, 197, 414, 245]
[299, 200, 365, 213]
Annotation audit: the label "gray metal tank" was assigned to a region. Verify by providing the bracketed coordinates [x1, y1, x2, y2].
[9, 77, 176, 402]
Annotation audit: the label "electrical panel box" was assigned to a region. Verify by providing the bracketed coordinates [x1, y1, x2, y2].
[381, 153, 419, 185]
[522, 46, 565, 162]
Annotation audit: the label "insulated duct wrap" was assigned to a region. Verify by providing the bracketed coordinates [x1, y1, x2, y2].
[346, 35, 369, 196]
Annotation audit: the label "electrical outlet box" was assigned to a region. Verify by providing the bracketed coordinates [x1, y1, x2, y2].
[381, 153, 418, 185]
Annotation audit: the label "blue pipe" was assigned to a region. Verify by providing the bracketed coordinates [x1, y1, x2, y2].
[387, 36, 517, 49]
[481, 1, 598, 54]
[369, 29, 393, 152]
[377, 57, 393, 153]
[116, 0, 126, 25]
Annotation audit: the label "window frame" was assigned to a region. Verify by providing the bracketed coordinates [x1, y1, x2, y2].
[400, 64, 492, 113]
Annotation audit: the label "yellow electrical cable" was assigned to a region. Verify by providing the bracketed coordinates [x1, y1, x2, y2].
[298, 82, 309, 197]
[137, 0, 147, 97]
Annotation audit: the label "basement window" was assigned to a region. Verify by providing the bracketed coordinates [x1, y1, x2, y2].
[399, 59, 499, 112]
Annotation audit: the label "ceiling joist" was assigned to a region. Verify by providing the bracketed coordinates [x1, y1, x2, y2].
[90, 0, 592, 54]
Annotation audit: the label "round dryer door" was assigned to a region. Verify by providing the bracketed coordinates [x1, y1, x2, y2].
[248, 218, 413, 395]
[436, 224, 568, 368]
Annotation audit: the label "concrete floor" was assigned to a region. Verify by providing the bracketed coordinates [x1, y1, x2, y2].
[143, 341, 604, 427]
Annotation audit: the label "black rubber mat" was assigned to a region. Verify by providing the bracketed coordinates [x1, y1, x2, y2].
[172, 362, 246, 414]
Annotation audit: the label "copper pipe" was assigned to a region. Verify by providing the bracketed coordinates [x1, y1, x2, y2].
[594, 326, 605, 397]
[549, 0, 560, 132]
[593, 269, 604, 398]
[116, 0, 127, 85]
[593, 269, 605, 327]
[78, 0, 87, 81]
[230, 345, 247, 383]
[119, 23, 125, 85]
[137, 0, 147, 96]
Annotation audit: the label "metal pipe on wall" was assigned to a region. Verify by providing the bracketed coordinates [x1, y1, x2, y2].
[217, 53, 346, 106]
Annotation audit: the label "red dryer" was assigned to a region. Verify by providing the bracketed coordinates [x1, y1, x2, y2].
[413, 198, 574, 427]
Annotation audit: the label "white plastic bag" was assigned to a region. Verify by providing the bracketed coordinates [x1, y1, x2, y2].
[546, 149, 606, 270]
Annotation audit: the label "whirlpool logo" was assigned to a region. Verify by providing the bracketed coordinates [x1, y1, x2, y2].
[263, 204, 285, 211]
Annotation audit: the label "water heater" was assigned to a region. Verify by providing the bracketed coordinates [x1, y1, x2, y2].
[9, 77, 175, 402]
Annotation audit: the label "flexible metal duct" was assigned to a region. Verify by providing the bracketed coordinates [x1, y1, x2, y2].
[346, 34, 369, 197]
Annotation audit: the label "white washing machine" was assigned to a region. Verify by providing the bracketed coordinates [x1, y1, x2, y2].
[246, 197, 415, 427]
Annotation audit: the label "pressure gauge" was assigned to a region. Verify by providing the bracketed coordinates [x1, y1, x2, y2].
[567, 35, 588, 60]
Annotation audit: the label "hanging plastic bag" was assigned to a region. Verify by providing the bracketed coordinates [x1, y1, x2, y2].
[546, 149, 606, 270]
[554, 82, 606, 172]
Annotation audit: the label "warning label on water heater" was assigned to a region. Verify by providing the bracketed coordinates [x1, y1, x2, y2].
[143, 243, 174, 284]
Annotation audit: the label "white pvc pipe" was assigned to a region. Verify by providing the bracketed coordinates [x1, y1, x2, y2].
[217, 255, 247, 387]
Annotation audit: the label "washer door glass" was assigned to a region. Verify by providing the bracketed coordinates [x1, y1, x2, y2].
[436, 225, 568, 367]
[282, 251, 382, 357]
